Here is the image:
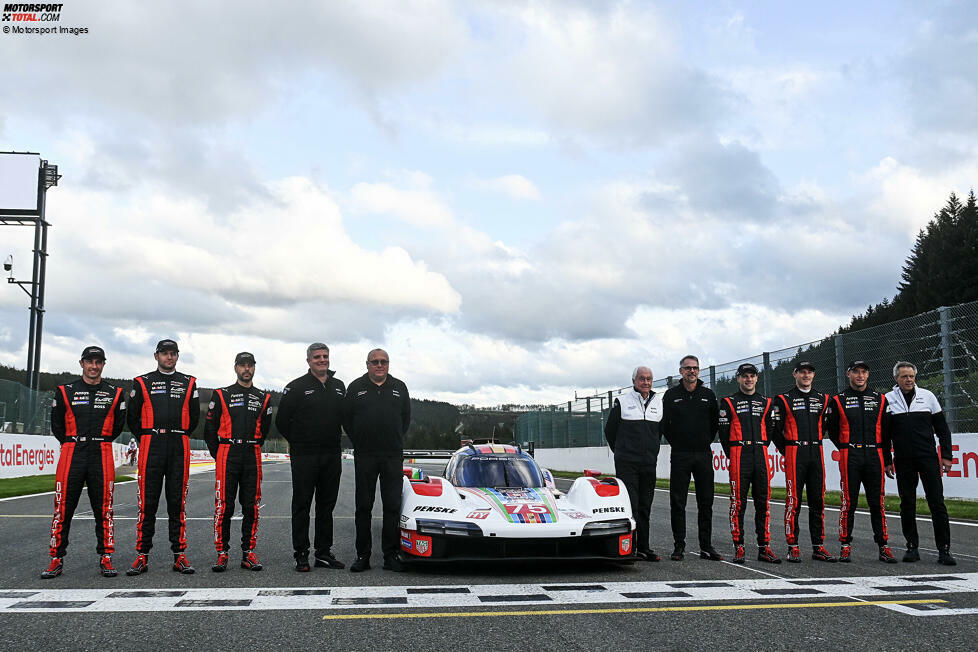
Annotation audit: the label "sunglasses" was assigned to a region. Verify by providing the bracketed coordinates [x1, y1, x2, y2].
[368, 359, 389, 366]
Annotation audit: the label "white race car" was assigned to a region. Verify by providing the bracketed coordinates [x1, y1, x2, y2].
[399, 444, 635, 562]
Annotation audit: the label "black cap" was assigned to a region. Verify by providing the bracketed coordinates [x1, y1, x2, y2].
[794, 361, 816, 372]
[155, 339, 179, 353]
[234, 351, 256, 365]
[80, 346, 105, 361]
[736, 363, 759, 376]
[847, 360, 870, 372]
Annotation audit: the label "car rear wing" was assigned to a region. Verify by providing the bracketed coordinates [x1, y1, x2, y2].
[402, 450, 456, 460]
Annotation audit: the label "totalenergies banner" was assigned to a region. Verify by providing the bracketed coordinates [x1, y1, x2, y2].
[1, 434, 130, 479]
[535, 433, 978, 500]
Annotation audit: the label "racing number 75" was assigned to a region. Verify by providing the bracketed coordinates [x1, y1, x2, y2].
[505, 503, 548, 515]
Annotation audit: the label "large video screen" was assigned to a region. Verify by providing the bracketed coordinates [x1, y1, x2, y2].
[0, 153, 41, 214]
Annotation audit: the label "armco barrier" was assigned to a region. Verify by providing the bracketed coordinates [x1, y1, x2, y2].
[534, 433, 978, 501]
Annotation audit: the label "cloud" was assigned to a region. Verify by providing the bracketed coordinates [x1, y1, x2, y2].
[349, 180, 455, 228]
[468, 174, 542, 200]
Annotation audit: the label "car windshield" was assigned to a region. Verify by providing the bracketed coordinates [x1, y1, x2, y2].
[453, 455, 544, 489]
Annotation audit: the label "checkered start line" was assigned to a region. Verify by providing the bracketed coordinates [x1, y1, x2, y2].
[1, 573, 976, 615]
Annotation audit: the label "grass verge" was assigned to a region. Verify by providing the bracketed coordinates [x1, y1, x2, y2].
[548, 470, 978, 520]
[0, 473, 135, 499]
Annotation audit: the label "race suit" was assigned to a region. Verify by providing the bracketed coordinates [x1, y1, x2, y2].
[204, 383, 272, 553]
[771, 387, 831, 546]
[827, 387, 891, 545]
[49, 379, 126, 558]
[719, 391, 779, 546]
[127, 370, 200, 553]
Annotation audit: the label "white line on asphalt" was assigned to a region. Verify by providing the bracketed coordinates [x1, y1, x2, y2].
[1, 572, 975, 614]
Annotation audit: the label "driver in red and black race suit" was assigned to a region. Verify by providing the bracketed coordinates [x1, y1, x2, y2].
[825, 360, 897, 564]
[770, 361, 836, 563]
[42, 346, 126, 579]
[204, 352, 272, 572]
[126, 339, 201, 575]
[718, 363, 781, 564]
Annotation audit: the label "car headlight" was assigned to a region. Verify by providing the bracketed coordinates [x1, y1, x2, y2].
[582, 519, 631, 536]
[416, 519, 484, 537]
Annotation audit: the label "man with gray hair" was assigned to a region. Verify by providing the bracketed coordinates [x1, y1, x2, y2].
[276, 343, 347, 572]
[883, 361, 956, 565]
[604, 365, 663, 561]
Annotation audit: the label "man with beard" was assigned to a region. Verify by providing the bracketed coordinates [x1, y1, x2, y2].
[42, 346, 126, 579]
[205, 352, 272, 572]
[126, 339, 200, 575]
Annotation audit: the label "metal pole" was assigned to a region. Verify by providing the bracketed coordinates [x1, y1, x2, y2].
[709, 365, 716, 389]
[566, 401, 571, 447]
[585, 397, 591, 445]
[762, 352, 772, 396]
[834, 334, 845, 393]
[33, 217, 48, 392]
[938, 306, 955, 431]
[25, 216, 41, 389]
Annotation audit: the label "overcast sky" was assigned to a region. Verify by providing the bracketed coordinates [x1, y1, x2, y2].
[2, 1, 976, 405]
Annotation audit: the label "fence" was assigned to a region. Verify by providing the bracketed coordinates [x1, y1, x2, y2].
[0, 378, 52, 435]
[516, 300, 978, 447]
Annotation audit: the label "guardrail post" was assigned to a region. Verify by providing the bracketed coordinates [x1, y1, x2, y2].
[939, 306, 956, 430]
[834, 334, 845, 393]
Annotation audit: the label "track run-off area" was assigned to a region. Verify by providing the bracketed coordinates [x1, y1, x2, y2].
[1, 459, 976, 649]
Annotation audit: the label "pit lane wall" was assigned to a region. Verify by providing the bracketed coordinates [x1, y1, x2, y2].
[0, 434, 290, 478]
[534, 433, 978, 501]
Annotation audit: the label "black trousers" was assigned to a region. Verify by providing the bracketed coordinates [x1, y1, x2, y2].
[783, 445, 826, 546]
[135, 434, 190, 554]
[728, 445, 771, 546]
[669, 451, 714, 549]
[895, 455, 951, 549]
[839, 448, 888, 545]
[354, 453, 402, 558]
[215, 444, 262, 553]
[290, 450, 342, 558]
[615, 457, 656, 553]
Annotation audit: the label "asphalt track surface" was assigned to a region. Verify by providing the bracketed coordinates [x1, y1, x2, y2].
[1, 459, 976, 651]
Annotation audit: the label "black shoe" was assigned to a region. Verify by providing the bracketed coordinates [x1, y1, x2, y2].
[639, 549, 660, 562]
[41, 557, 63, 579]
[350, 556, 370, 573]
[878, 546, 898, 564]
[732, 545, 746, 564]
[786, 545, 802, 563]
[938, 546, 957, 566]
[811, 546, 837, 562]
[903, 546, 920, 563]
[699, 546, 723, 561]
[314, 552, 346, 569]
[670, 544, 685, 561]
[383, 555, 406, 572]
[294, 554, 311, 572]
[241, 550, 263, 571]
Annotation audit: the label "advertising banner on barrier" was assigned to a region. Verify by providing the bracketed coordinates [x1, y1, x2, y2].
[2, 433, 139, 478]
[535, 433, 978, 500]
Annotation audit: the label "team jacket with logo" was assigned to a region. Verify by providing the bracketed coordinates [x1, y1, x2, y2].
[826, 387, 891, 466]
[204, 383, 272, 456]
[275, 370, 346, 453]
[604, 388, 663, 465]
[51, 379, 126, 443]
[127, 370, 200, 435]
[660, 380, 719, 453]
[343, 374, 411, 454]
[718, 391, 778, 454]
[770, 387, 831, 453]
[884, 385, 952, 459]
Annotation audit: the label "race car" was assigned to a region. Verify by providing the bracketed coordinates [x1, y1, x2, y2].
[399, 443, 635, 562]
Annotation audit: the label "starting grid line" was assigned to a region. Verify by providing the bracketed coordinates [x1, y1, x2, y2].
[1, 573, 977, 615]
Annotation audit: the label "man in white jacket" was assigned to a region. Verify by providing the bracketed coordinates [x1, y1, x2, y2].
[604, 366, 663, 561]
[883, 361, 955, 565]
